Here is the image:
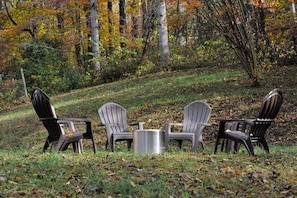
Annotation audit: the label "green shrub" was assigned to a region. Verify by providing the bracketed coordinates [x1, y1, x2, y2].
[99, 48, 140, 83]
[20, 38, 81, 94]
[169, 39, 238, 71]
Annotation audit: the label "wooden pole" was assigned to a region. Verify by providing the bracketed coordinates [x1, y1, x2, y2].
[20, 68, 28, 99]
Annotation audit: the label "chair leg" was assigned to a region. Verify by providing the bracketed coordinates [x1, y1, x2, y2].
[177, 140, 183, 149]
[79, 139, 84, 153]
[214, 137, 221, 154]
[127, 140, 132, 150]
[112, 136, 115, 152]
[221, 140, 225, 152]
[43, 139, 50, 152]
[241, 139, 255, 156]
[105, 132, 113, 151]
[164, 138, 169, 151]
[105, 140, 108, 150]
[234, 142, 241, 152]
[200, 140, 205, 150]
[259, 139, 270, 153]
[91, 138, 96, 154]
[192, 139, 197, 152]
[73, 139, 83, 153]
[225, 139, 233, 153]
[72, 142, 81, 153]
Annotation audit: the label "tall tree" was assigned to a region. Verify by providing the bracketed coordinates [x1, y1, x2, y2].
[108, 1, 113, 54]
[157, 0, 170, 70]
[90, 0, 100, 71]
[119, 0, 127, 48]
[141, 0, 156, 60]
[199, 0, 267, 86]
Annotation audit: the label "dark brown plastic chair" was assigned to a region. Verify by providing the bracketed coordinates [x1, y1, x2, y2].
[98, 102, 144, 152]
[214, 89, 283, 155]
[164, 100, 211, 152]
[31, 88, 96, 153]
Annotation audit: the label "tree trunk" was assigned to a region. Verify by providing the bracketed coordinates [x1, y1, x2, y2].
[90, 0, 100, 71]
[141, 0, 156, 60]
[157, 0, 170, 70]
[119, 0, 126, 48]
[131, 0, 139, 39]
[108, 1, 113, 54]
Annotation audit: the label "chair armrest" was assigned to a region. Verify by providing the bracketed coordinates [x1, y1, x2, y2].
[165, 122, 210, 130]
[99, 122, 145, 131]
[166, 122, 183, 127]
[221, 118, 272, 127]
[165, 122, 183, 134]
[219, 119, 245, 123]
[218, 119, 247, 133]
[57, 118, 92, 135]
[128, 122, 145, 130]
[197, 122, 211, 126]
[57, 117, 91, 123]
[99, 123, 129, 127]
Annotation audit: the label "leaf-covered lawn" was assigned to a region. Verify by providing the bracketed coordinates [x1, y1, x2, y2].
[1, 148, 297, 197]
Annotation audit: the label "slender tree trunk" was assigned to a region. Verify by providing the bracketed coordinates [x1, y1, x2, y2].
[292, 0, 296, 23]
[157, 0, 170, 70]
[119, 0, 127, 48]
[74, 2, 85, 70]
[108, 1, 113, 54]
[131, 0, 139, 39]
[90, 0, 100, 71]
[141, 0, 156, 61]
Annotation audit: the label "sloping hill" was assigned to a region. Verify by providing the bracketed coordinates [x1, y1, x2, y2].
[0, 66, 296, 151]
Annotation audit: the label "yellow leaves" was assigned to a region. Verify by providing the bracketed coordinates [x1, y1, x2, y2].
[130, 180, 136, 187]
[219, 163, 242, 176]
[8, 180, 17, 185]
[37, 22, 46, 37]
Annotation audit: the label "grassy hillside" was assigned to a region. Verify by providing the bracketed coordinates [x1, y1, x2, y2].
[1, 65, 296, 151]
[0, 65, 297, 197]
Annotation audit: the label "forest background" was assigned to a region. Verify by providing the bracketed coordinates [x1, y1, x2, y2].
[0, 0, 297, 111]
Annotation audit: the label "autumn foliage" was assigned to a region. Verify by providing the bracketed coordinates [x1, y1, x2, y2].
[0, 0, 296, 109]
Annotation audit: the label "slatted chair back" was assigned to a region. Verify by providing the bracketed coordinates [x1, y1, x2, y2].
[258, 89, 283, 119]
[98, 102, 136, 151]
[183, 100, 211, 135]
[98, 102, 129, 133]
[250, 89, 283, 152]
[165, 100, 211, 152]
[31, 88, 62, 146]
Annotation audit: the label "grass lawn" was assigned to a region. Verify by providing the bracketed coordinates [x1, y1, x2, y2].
[0, 65, 297, 197]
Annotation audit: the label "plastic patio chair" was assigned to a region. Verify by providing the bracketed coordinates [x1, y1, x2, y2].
[214, 89, 283, 155]
[31, 88, 97, 153]
[164, 100, 211, 152]
[98, 102, 144, 152]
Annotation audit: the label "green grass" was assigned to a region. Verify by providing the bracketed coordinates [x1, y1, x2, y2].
[1, 148, 297, 197]
[0, 66, 297, 197]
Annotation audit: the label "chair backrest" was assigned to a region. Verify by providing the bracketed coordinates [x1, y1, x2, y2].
[257, 89, 283, 119]
[183, 100, 211, 133]
[250, 89, 283, 138]
[98, 102, 129, 133]
[31, 88, 62, 142]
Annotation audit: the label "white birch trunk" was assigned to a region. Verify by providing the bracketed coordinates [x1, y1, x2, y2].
[90, 0, 100, 71]
[292, 0, 296, 23]
[157, 0, 169, 70]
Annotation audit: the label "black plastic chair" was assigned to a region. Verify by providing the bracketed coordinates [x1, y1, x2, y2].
[214, 89, 283, 155]
[31, 88, 96, 153]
